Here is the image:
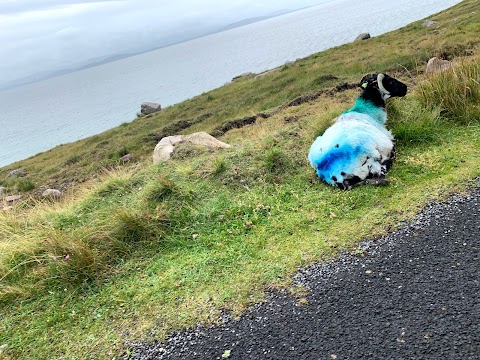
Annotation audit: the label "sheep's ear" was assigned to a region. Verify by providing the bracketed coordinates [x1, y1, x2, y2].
[359, 73, 377, 88]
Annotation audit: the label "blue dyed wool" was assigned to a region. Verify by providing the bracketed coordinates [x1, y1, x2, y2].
[308, 97, 394, 186]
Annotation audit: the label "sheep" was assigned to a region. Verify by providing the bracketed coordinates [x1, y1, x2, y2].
[308, 73, 407, 189]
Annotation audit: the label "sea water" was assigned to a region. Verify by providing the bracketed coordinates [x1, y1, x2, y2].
[0, 0, 462, 167]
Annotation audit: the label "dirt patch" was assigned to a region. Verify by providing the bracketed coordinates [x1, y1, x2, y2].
[146, 113, 213, 144]
[210, 81, 358, 137]
[329, 82, 358, 94]
[285, 93, 322, 107]
[311, 74, 338, 86]
[278, 82, 357, 111]
[256, 112, 270, 119]
[284, 116, 300, 124]
[210, 116, 257, 137]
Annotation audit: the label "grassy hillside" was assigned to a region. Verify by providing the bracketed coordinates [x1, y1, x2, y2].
[1, 0, 479, 194]
[1, 1, 480, 358]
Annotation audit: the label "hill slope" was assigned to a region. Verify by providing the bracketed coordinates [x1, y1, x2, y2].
[1, 1, 479, 358]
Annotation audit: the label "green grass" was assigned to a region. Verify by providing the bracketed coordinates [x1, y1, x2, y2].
[388, 98, 446, 145]
[1, 1, 480, 358]
[418, 60, 480, 123]
[1, 0, 479, 194]
[13, 178, 35, 192]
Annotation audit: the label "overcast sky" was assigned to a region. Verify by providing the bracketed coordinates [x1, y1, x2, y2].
[0, 0, 327, 88]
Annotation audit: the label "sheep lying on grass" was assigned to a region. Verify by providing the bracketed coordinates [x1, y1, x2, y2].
[308, 73, 407, 189]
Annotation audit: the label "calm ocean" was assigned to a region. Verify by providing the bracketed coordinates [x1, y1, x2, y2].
[0, 0, 462, 167]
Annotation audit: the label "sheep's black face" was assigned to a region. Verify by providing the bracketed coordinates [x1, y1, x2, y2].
[380, 74, 407, 97]
[359, 73, 407, 98]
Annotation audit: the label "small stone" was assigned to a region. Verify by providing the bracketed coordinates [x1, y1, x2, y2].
[254, 69, 279, 79]
[141, 102, 162, 115]
[232, 72, 253, 81]
[152, 135, 184, 163]
[6, 168, 26, 178]
[42, 189, 62, 198]
[423, 20, 438, 27]
[365, 270, 373, 275]
[426, 57, 453, 74]
[5, 195, 22, 203]
[153, 132, 230, 164]
[0, 186, 5, 196]
[355, 33, 371, 41]
[120, 154, 133, 162]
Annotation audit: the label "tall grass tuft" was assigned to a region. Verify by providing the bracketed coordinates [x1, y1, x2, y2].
[0, 227, 100, 296]
[0, 169, 174, 302]
[144, 176, 178, 203]
[113, 209, 150, 242]
[264, 148, 288, 173]
[41, 230, 106, 286]
[14, 178, 35, 192]
[212, 156, 228, 176]
[388, 99, 447, 145]
[418, 61, 480, 124]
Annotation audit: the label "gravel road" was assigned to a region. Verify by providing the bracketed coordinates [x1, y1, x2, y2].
[126, 184, 480, 359]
